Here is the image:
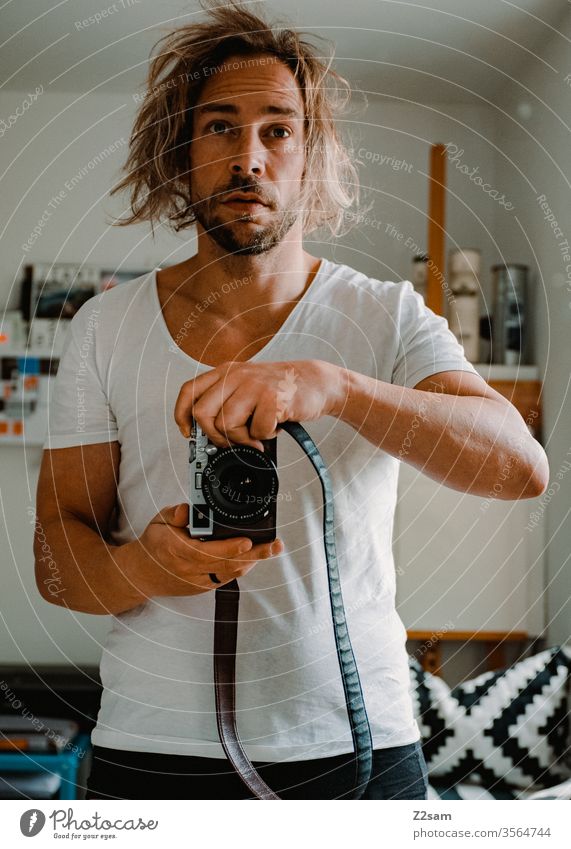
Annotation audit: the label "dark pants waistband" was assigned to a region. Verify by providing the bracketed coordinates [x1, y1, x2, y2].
[85, 740, 428, 800]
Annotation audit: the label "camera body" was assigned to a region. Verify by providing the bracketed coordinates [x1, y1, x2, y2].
[188, 418, 278, 544]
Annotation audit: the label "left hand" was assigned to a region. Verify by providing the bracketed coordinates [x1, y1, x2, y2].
[174, 359, 346, 449]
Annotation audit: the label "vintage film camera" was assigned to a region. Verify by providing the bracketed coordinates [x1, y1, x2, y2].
[188, 418, 278, 544]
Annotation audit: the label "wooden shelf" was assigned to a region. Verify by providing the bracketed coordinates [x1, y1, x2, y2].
[0, 348, 61, 359]
[407, 630, 530, 676]
[465, 364, 543, 441]
[0, 437, 45, 446]
[473, 364, 539, 381]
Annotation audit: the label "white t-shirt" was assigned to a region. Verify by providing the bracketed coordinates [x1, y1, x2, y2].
[44, 257, 478, 761]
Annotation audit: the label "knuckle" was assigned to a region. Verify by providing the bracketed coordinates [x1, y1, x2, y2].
[192, 398, 206, 416]
[249, 423, 266, 440]
[214, 412, 229, 431]
[229, 556, 251, 570]
[174, 537, 193, 560]
[183, 564, 203, 583]
[225, 557, 250, 572]
[164, 539, 178, 562]
[229, 563, 256, 578]
[192, 547, 211, 565]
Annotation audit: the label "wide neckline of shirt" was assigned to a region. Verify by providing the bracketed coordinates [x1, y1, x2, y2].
[150, 256, 333, 369]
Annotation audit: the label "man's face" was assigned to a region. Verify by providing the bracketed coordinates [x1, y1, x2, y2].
[188, 54, 306, 255]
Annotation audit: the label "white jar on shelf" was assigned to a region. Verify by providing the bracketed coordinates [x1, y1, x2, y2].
[446, 249, 481, 363]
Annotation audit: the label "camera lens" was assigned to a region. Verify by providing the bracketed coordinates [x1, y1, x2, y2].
[201, 445, 279, 523]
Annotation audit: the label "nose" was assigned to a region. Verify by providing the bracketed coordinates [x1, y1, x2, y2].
[228, 126, 265, 177]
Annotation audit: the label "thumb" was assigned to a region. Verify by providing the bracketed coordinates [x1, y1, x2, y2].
[151, 503, 189, 527]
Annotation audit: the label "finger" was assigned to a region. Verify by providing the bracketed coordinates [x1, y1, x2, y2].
[191, 567, 254, 591]
[192, 381, 244, 447]
[178, 539, 283, 588]
[168, 552, 255, 588]
[214, 391, 265, 450]
[194, 413, 231, 447]
[156, 526, 251, 560]
[248, 393, 280, 441]
[173, 534, 255, 563]
[220, 425, 263, 450]
[227, 539, 281, 563]
[151, 503, 189, 526]
[214, 562, 258, 583]
[197, 538, 284, 571]
[168, 527, 283, 565]
[174, 366, 226, 437]
[177, 572, 216, 593]
[203, 548, 277, 583]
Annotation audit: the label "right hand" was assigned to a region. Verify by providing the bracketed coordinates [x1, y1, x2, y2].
[122, 503, 284, 600]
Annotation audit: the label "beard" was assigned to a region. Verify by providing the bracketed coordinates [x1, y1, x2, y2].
[190, 185, 301, 256]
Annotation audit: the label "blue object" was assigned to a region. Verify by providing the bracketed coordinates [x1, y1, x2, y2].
[17, 356, 40, 375]
[0, 733, 90, 800]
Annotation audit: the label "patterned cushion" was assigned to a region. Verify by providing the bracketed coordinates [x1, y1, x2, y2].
[526, 776, 571, 800]
[408, 645, 571, 790]
[428, 781, 524, 800]
[427, 779, 571, 800]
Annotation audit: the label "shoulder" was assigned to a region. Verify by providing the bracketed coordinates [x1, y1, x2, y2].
[96, 269, 157, 316]
[67, 270, 156, 336]
[320, 258, 418, 313]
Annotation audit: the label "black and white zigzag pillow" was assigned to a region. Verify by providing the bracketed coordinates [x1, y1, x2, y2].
[408, 645, 571, 789]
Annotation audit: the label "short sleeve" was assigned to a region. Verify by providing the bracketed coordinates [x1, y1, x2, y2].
[391, 280, 479, 389]
[43, 299, 119, 449]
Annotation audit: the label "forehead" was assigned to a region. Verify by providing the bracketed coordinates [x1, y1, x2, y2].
[194, 54, 305, 118]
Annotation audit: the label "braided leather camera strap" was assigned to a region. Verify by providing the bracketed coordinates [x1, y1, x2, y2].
[212, 420, 373, 799]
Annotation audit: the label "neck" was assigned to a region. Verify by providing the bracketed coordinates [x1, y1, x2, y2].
[164, 228, 321, 322]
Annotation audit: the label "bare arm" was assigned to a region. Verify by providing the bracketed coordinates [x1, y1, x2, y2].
[331, 368, 549, 499]
[35, 442, 145, 615]
[34, 442, 282, 616]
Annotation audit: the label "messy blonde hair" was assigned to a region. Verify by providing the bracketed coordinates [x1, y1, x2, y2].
[110, 0, 361, 236]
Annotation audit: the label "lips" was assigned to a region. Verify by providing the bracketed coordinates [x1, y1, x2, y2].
[222, 192, 268, 206]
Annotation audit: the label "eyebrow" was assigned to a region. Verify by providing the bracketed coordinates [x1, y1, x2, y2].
[196, 103, 302, 119]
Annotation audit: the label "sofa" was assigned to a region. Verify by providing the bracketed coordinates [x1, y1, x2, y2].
[408, 644, 571, 799]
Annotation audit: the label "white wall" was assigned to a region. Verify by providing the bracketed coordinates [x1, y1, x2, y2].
[314, 99, 501, 312]
[493, 9, 571, 646]
[0, 78, 558, 665]
[0, 89, 500, 305]
[0, 89, 193, 664]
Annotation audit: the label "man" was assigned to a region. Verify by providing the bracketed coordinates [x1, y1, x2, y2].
[35, 0, 549, 800]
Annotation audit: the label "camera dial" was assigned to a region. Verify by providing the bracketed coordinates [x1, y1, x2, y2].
[201, 444, 279, 523]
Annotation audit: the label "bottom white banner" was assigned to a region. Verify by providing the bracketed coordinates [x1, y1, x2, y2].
[0, 799, 568, 848]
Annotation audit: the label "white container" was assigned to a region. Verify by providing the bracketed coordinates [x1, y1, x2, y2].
[447, 292, 480, 362]
[449, 248, 481, 275]
[0, 311, 27, 350]
[449, 271, 479, 295]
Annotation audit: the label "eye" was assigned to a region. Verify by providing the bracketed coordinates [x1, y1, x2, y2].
[269, 126, 291, 139]
[207, 121, 231, 135]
